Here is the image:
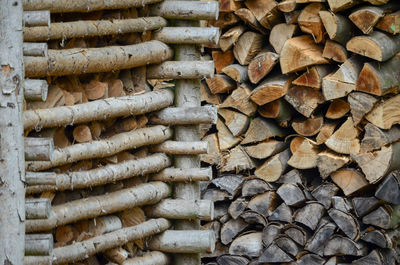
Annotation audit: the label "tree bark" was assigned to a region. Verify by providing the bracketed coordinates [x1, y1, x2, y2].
[147, 61, 215, 79]
[122, 251, 169, 265]
[151, 167, 213, 182]
[23, 42, 47, 57]
[145, 199, 214, 220]
[26, 198, 51, 219]
[24, 79, 48, 101]
[153, 27, 219, 44]
[149, 1, 219, 20]
[150, 106, 217, 125]
[23, 10, 50, 27]
[25, 234, 53, 256]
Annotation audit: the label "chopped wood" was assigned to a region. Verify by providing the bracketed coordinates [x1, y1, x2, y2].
[293, 65, 331, 89]
[326, 117, 360, 154]
[324, 235, 367, 256]
[298, 3, 326, 43]
[216, 255, 249, 265]
[244, 140, 288, 159]
[72, 125, 92, 143]
[219, 108, 249, 136]
[294, 202, 325, 230]
[228, 198, 248, 219]
[352, 197, 380, 217]
[269, 23, 298, 54]
[212, 50, 235, 73]
[375, 171, 400, 204]
[241, 117, 287, 144]
[348, 92, 377, 125]
[316, 121, 337, 144]
[221, 145, 255, 172]
[277, 183, 306, 206]
[305, 221, 336, 256]
[350, 6, 385, 34]
[284, 86, 325, 117]
[201, 133, 223, 166]
[278, 0, 298, 12]
[361, 228, 392, 248]
[327, 0, 360, 12]
[326, 99, 350, 119]
[269, 203, 293, 223]
[247, 191, 279, 216]
[244, 0, 281, 29]
[366, 94, 400, 129]
[328, 208, 360, 240]
[220, 218, 248, 244]
[234, 8, 268, 34]
[233, 31, 264, 65]
[258, 99, 294, 127]
[292, 116, 323, 136]
[248, 51, 279, 84]
[318, 11, 352, 45]
[311, 182, 340, 209]
[206, 74, 236, 94]
[317, 151, 350, 178]
[362, 124, 400, 152]
[331, 168, 369, 196]
[322, 40, 348, 63]
[288, 137, 319, 169]
[262, 223, 283, 247]
[259, 243, 293, 263]
[254, 149, 291, 182]
[219, 26, 246, 52]
[242, 179, 273, 197]
[222, 64, 248, 83]
[250, 75, 293, 105]
[283, 224, 307, 246]
[220, 84, 257, 116]
[376, 10, 400, 34]
[228, 232, 263, 257]
[217, 118, 241, 151]
[276, 236, 300, 256]
[362, 205, 398, 229]
[220, 0, 243, 12]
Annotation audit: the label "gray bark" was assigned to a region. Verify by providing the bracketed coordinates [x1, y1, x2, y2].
[149, 1, 219, 20]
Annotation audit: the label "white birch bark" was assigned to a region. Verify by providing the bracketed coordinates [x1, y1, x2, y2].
[149, 1, 219, 20]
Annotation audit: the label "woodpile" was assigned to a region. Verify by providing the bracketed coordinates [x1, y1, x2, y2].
[201, 0, 400, 264]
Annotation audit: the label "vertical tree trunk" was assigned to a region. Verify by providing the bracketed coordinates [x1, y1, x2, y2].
[0, 0, 25, 264]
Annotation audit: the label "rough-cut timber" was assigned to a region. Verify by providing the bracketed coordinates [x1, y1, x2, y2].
[24, 89, 174, 130]
[153, 27, 220, 44]
[25, 41, 173, 77]
[26, 182, 171, 232]
[150, 1, 219, 20]
[27, 126, 172, 171]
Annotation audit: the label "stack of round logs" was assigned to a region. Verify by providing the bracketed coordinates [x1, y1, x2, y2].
[20, 0, 220, 264]
[200, 0, 400, 264]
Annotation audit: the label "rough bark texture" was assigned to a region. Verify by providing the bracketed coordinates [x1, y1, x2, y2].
[150, 1, 219, 20]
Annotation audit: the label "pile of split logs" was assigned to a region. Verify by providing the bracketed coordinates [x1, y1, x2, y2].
[201, 0, 400, 264]
[21, 0, 220, 264]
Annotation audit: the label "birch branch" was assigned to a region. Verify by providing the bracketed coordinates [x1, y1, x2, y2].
[151, 167, 213, 182]
[24, 256, 52, 265]
[24, 137, 54, 161]
[149, 1, 219, 20]
[153, 27, 220, 44]
[23, 43, 47, 57]
[150, 140, 208, 155]
[149, 106, 217, 125]
[25, 234, 53, 256]
[24, 79, 48, 101]
[122, 251, 169, 265]
[26, 198, 51, 219]
[147, 61, 215, 79]
[23, 10, 50, 27]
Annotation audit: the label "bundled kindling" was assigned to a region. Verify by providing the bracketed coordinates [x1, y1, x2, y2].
[24, 40, 173, 77]
[24, 89, 174, 130]
[26, 181, 171, 232]
[26, 153, 171, 193]
[51, 218, 170, 264]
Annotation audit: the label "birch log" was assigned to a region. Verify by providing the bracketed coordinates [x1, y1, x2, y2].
[150, 106, 217, 125]
[0, 1, 25, 263]
[51, 218, 170, 264]
[150, 1, 219, 20]
[25, 234, 53, 256]
[26, 198, 51, 219]
[26, 182, 171, 232]
[24, 79, 48, 101]
[145, 199, 214, 220]
[23, 43, 47, 56]
[23, 11, 50, 27]
[24, 41, 173, 78]
[25, 172, 56, 186]
[26, 126, 172, 171]
[26, 153, 170, 193]
[149, 230, 216, 253]
[150, 140, 208, 155]
[147, 61, 215, 79]
[24, 137, 54, 161]
[122, 251, 169, 265]
[24, 17, 167, 42]
[151, 167, 213, 182]
[24, 256, 52, 265]
[22, 0, 163, 12]
[24, 89, 174, 130]
[153, 27, 219, 44]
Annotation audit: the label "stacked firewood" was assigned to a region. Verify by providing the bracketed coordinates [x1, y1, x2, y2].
[200, 0, 400, 264]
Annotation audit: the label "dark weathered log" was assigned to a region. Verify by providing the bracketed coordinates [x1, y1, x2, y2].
[259, 243, 293, 263]
[362, 205, 400, 229]
[212, 174, 243, 197]
[305, 221, 336, 256]
[220, 218, 248, 245]
[262, 223, 283, 247]
[311, 182, 340, 209]
[332, 196, 353, 213]
[375, 171, 400, 204]
[328, 208, 360, 240]
[297, 254, 326, 265]
[247, 191, 279, 217]
[348, 92, 377, 125]
[229, 232, 263, 257]
[277, 183, 306, 206]
[284, 224, 307, 246]
[25, 234, 53, 256]
[361, 124, 400, 152]
[216, 255, 249, 265]
[294, 202, 325, 230]
[361, 228, 392, 248]
[26, 198, 50, 219]
[269, 203, 293, 223]
[352, 197, 380, 217]
[24, 137, 54, 161]
[149, 1, 219, 20]
[242, 179, 273, 197]
[324, 235, 367, 256]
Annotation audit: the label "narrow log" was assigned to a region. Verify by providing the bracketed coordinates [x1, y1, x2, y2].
[361, 123, 400, 152]
[366, 94, 400, 129]
[22, 0, 163, 12]
[25, 172, 56, 186]
[23, 43, 47, 57]
[24, 89, 173, 130]
[25, 234, 53, 256]
[26, 198, 50, 219]
[24, 79, 48, 101]
[122, 251, 169, 265]
[27, 126, 172, 171]
[24, 137, 54, 161]
[250, 75, 292, 105]
[326, 117, 360, 154]
[24, 256, 52, 265]
[150, 140, 208, 155]
[322, 40, 348, 63]
[25, 41, 173, 78]
[293, 65, 331, 89]
[26, 153, 170, 193]
[147, 61, 214, 79]
[153, 27, 219, 45]
[150, 1, 219, 20]
[298, 3, 326, 43]
[26, 182, 171, 232]
[145, 199, 214, 221]
[270, 23, 298, 54]
[24, 17, 167, 41]
[348, 92, 377, 125]
[23, 10, 50, 27]
[325, 99, 350, 119]
[52, 218, 170, 264]
[346, 31, 400, 61]
[151, 167, 212, 182]
[327, 0, 359, 12]
[149, 106, 217, 125]
[284, 86, 324, 117]
[149, 230, 215, 253]
[376, 10, 400, 34]
[206, 74, 236, 94]
[233, 31, 264, 65]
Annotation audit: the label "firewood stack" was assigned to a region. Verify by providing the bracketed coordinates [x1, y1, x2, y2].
[200, 0, 400, 264]
[21, 0, 219, 264]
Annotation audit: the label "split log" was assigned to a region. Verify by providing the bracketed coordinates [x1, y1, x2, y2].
[317, 151, 349, 178]
[218, 108, 249, 136]
[244, 0, 281, 29]
[330, 168, 369, 196]
[122, 251, 169, 265]
[149, 230, 215, 253]
[288, 137, 319, 169]
[242, 117, 287, 145]
[247, 191, 279, 217]
[269, 23, 298, 54]
[25, 234, 53, 256]
[352, 197, 380, 217]
[147, 61, 215, 79]
[346, 31, 400, 61]
[26, 182, 171, 232]
[277, 183, 306, 206]
[213, 50, 235, 74]
[324, 235, 367, 256]
[375, 171, 400, 204]
[328, 208, 360, 240]
[364, 0, 389, 4]
[23, 43, 47, 57]
[234, 8, 268, 35]
[298, 3, 326, 43]
[150, 140, 208, 155]
[23, 10, 50, 27]
[327, 0, 359, 12]
[25, 41, 173, 78]
[311, 183, 340, 209]
[220, 218, 248, 244]
[250, 75, 292, 105]
[151, 167, 212, 182]
[52, 218, 170, 264]
[305, 222, 336, 255]
[22, 0, 164, 12]
[294, 202, 325, 230]
[322, 40, 348, 63]
[319, 11, 352, 46]
[25, 79, 48, 101]
[326, 117, 360, 154]
[361, 228, 393, 248]
[217, 118, 240, 151]
[292, 116, 323, 136]
[216, 255, 249, 265]
[254, 149, 291, 182]
[24, 256, 52, 265]
[248, 51, 279, 84]
[233, 31, 264, 65]
[221, 145, 255, 172]
[293, 65, 331, 89]
[269, 203, 293, 223]
[229, 198, 248, 219]
[348, 92, 377, 125]
[27, 126, 172, 171]
[24, 137, 54, 161]
[316, 121, 337, 144]
[229, 232, 263, 257]
[242, 179, 274, 197]
[361, 123, 400, 152]
[213, 175, 243, 197]
[150, 1, 218, 20]
[244, 140, 288, 160]
[145, 199, 214, 221]
[220, 85, 257, 116]
[24, 17, 167, 41]
[278, 0, 297, 12]
[206, 74, 236, 94]
[326, 99, 350, 119]
[284, 86, 324, 117]
[349, 6, 385, 34]
[283, 224, 307, 246]
[26, 153, 170, 193]
[362, 205, 400, 229]
[150, 106, 217, 125]
[153, 27, 219, 45]
[258, 99, 294, 127]
[222, 64, 248, 83]
[219, 25, 246, 52]
[366, 94, 400, 129]
[376, 10, 400, 34]
[26, 198, 50, 219]
[263, 223, 283, 247]
[259, 243, 293, 263]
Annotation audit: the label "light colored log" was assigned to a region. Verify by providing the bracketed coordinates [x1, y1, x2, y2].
[365, 94, 400, 129]
[150, 140, 208, 155]
[24, 89, 174, 130]
[23, 10, 50, 27]
[26, 198, 50, 219]
[25, 234, 53, 256]
[326, 117, 360, 154]
[26, 126, 172, 171]
[319, 11, 353, 45]
[150, 106, 217, 125]
[0, 1, 25, 263]
[122, 251, 169, 265]
[24, 79, 48, 101]
[153, 27, 219, 45]
[151, 167, 212, 182]
[24, 137, 54, 161]
[52, 218, 170, 264]
[147, 61, 215, 79]
[149, 1, 219, 20]
[23, 43, 47, 57]
[146, 199, 214, 221]
[25, 172, 56, 186]
[24, 17, 167, 42]
[26, 153, 170, 193]
[24, 40, 173, 78]
[22, 0, 163, 12]
[149, 230, 216, 253]
[24, 256, 52, 265]
[26, 182, 171, 232]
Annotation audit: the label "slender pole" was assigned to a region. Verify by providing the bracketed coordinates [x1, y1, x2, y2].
[0, 0, 25, 263]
